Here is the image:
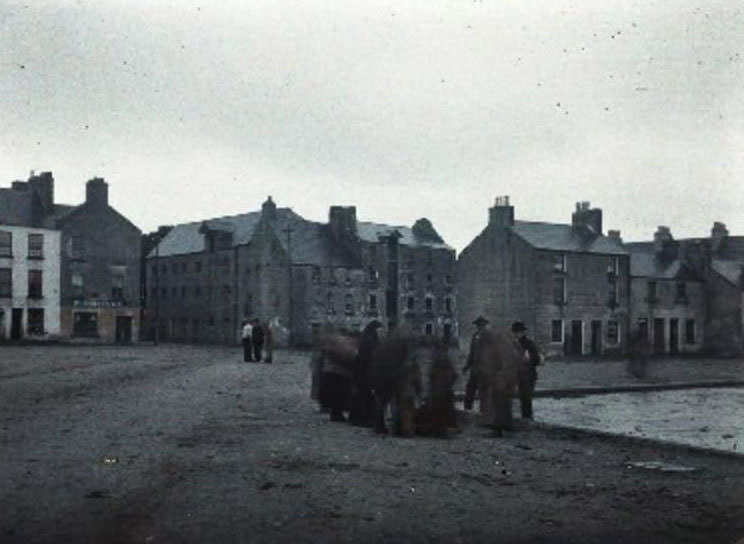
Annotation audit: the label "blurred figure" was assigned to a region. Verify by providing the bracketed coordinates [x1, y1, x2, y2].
[316, 327, 358, 422]
[240, 319, 253, 362]
[418, 339, 458, 437]
[349, 320, 382, 426]
[263, 319, 274, 363]
[463, 316, 489, 410]
[251, 318, 265, 362]
[628, 324, 651, 378]
[511, 321, 542, 420]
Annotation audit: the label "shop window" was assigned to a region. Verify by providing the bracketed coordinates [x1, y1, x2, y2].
[28, 309, 44, 335]
[607, 321, 619, 344]
[73, 312, 98, 337]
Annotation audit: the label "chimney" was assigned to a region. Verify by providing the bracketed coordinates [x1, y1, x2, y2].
[711, 221, 728, 252]
[261, 196, 277, 221]
[28, 171, 54, 213]
[412, 218, 443, 243]
[607, 229, 622, 244]
[571, 201, 602, 235]
[329, 206, 358, 242]
[488, 195, 515, 228]
[653, 225, 677, 262]
[85, 177, 108, 208]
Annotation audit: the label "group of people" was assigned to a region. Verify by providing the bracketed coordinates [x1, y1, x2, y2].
[462, 316, 544, 435]
[240, 318, 273, 363]
[310, 321, 459, 438]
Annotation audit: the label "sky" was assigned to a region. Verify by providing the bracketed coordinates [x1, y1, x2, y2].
[1, 0, 743, 253]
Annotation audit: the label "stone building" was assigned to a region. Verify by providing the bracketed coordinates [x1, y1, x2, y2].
[625, 227, 706, 355]
[146, 197, 456, 346]
[627, 222, 744, 356]
[0, 225, 61, 341]
[457, 198, 630, 357]
[0, 172, 142, 343]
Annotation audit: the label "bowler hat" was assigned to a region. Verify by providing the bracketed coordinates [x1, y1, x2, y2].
[511, 321, 527, 333]
[472, 316, 489, 326]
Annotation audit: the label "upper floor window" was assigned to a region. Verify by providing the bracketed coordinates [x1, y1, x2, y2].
[607, 256, 620, 276]
[28, 269, 43, 298]
[311, 266, 320, 284]
[69, 236, 85, 259]
[445, 296, 453, 313]
[647, 281, 657, 302]
[28, 233, 43, 259]
[0, 267, 11, 297]
[425, 296, 433, 312]
[344, 293, 354, 315]
[552, 277, 566, 305]
[406, 296, 415, 310]
[676, 281, 687, 301]
[368, 294, 378, 312]
[553, 253, 566, 272]
[608, 281, 618, 307]
[426, 273, 433, 284]
[194, 261, 202, 273]
[112, 274, 124, 300]
[0, 231, 11, 257]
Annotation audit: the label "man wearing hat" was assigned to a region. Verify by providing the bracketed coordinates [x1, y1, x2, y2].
[511, 321, 542, 419]
[462, 316, 489, 410]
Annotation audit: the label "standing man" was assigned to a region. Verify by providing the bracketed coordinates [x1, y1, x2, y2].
[252, 318, 266, 362]
[511, 321, 542, 419]
[462, 316, 489, 410]
[349, 319, 382, 426]
[241, 320, 253, 362]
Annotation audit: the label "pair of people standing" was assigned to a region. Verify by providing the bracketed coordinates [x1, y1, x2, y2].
[241, 318, 269, 363]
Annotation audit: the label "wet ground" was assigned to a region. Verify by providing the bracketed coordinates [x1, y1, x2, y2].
[536, 387, 744, 455]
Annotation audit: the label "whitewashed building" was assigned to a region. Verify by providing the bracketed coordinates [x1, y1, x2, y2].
[0, 225, 61, 341]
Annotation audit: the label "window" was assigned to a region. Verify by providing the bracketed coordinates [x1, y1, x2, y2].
[647, 281, 657, 301]
[426, 273, 433, 284]
[112, 274, 124, 300]
[551, 320, 563, 343]
[445, 296, 452, 313]
[28, 233, 43, 258]
[425, 296, 433, 312]
[608, 280, 618, 306]
[607, 321, 619, 344]
[406, 272, 415, 288]
[327, 292, 335, 314]
[676, 282, 687, 301]
[181, 286, 187, 298]
[637, 317, 649, 340]
[28, 309, 44, 335]
[72, 273, 84, 298]
[367, 267, 378, 284]
[208, 315, 215, 326]
[344, 294, 354, 315]
[553, 253, 566, 272]
[607, 257, 619, 276]
[685, 319, 696, 344]
[0, 231, 11, 257]
[552, 277, 565, 305]
[73, 312, 98, 337]
[171, 287, 178, 298]
[445, 274, 453, 285]
[171, 263, 178, 274]
[194, 261, 202, 273]
[0, 268, 11, 297]
[311, 266, 320, 284]
[151, 264, 158, 277]
[28, 270, 42, 298]
[425, 323, 433, 336]
[344, 269, 351, 286]
[368, 294, 377, 312]
[407, 296, 415, 310]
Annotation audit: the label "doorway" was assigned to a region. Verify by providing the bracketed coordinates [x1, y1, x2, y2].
[590, 320, 602, 355]
[116, 316, 132, 343]
[566, 320, 583, 355]
[669, 318, 679, 355]
[11, 308, 22, 340]
[653, 318, 665, 355]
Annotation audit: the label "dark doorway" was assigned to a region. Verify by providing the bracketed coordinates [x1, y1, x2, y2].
[566, 320, 583, 355]
[653, 318, 665, 354]
[11, 308, 22, 340]
[590, 320, 602, 355]
[116, 316, 132, 343]
[669, 318, 679, 355]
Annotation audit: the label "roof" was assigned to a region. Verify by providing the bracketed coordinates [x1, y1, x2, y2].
[510, 221, 627, 255]
[0, 187, 34, 225]
[711, 259, 743, 286]
[357, 221, 453, 250]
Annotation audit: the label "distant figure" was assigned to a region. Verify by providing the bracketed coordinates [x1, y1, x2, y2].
[264, 319, 274, 363]
[241, 320, 253, 362]
[511, 321, 542, 419]
[316, 327, 358, 422]
[463, 316, 489, 410]
[252, 318, 265, 362]
[628, 325, 651, 378]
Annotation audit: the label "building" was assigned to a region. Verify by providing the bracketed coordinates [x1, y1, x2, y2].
[457, 198, 630, 357]
[626, 222, 744, 357]
[625, 227, 706, 355]
[0, 172, 142, 343]
[146, 197, 456, 346]
[0, 225, 61, 341]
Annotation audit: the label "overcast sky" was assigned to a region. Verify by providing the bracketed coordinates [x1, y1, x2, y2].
[1, 0, 742, 252]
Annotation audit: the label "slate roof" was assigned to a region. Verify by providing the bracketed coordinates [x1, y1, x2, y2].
[0, 187, 34, 226]
[510, 221, 627, 255]
[357, 222, 453, 250]
[711, 259, 743, 286]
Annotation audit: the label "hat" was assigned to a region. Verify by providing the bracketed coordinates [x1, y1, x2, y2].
[511, 321, 527, 333]
[472, 316, 489, 326]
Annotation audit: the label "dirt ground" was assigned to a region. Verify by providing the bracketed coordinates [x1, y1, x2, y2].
[1, 344, 744, 544]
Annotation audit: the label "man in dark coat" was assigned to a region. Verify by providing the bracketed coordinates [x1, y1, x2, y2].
[348, 319, 382, 426]
[251, 318, 265, 362]
[511, 321, 542, 419]
[463, 316, 489, 410]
